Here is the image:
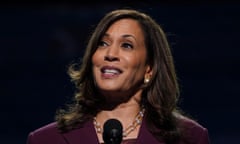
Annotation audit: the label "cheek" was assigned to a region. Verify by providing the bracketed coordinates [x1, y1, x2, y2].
[126, 54, 147, 70]
[92, 51, 103, 66]
[92, 52, 101, 77]
[91, 52, 98, 65]
[126, 58, 147, 79]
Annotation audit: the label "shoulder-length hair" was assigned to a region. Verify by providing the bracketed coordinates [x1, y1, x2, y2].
[56, 8, 181, 143]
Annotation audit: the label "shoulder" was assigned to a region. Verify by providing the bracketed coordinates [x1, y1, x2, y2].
[27, 122, 65, 144]
[176, 114, 211, 144]
[27, 120, 97, 144]
[30, 122, 59, 136]
[177, 114, 206, 130]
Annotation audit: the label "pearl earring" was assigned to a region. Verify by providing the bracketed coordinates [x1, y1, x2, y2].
[144, 77, 150, 84]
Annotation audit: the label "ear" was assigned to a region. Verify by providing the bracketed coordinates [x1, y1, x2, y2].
[145, 65, 153, 76]
[145, 65, 152, 75]
[144, 65, 153, 84]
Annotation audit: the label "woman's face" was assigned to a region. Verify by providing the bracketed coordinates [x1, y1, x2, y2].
[92, 18, 151, 97]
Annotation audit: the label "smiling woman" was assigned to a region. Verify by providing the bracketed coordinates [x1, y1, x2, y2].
[92, 19, 149, 97]
[26, 8, 210, 144]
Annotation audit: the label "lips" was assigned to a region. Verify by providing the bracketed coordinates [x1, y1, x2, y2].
[100, 66, 123, 77]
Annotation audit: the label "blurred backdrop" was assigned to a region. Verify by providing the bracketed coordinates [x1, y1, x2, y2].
[1, 2, 240, 144]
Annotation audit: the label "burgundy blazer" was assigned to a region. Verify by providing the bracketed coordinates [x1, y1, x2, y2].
[27, 117, 210, 144]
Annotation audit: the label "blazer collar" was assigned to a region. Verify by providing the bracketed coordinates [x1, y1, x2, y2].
[62, 120, 99, 144]
[137, 117, 165, 144]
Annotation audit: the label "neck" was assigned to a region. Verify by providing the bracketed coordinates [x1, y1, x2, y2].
[98, 103, 141, 121]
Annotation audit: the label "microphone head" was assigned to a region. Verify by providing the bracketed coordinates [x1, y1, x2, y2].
[103, 119, 123, 144]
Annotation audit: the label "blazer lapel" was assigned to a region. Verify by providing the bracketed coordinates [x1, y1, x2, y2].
[62, 120, 99, 144]
[137, 118, 165, 144]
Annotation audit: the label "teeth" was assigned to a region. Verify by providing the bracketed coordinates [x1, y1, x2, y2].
[104, 69, 120, 74]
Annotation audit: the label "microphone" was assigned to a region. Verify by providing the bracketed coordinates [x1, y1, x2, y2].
[102, 119, 123, 144]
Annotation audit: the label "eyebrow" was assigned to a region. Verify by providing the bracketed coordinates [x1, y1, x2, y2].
[122, 34, 137, 42]
[103, 33, 137, 42]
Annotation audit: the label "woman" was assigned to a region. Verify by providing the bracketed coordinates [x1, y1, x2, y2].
[27, 9, 210, 144]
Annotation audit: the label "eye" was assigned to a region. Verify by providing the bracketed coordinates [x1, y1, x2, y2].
[121, 43, 133, 49]
[98, 40, 108, 47]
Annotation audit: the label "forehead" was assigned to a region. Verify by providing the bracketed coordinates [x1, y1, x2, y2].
[106, 18, 144, 36]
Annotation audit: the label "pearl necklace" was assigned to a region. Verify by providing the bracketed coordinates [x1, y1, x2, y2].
[93, 108, 145, 137]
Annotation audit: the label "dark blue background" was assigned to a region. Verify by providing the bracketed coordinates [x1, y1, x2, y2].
[1, 2, 239, 144]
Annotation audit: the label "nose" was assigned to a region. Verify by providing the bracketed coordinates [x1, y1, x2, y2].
[104, 46, 120, 61]
[104, 55, 119, 61]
